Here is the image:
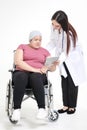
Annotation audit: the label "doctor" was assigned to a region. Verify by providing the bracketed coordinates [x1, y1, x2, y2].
[46, 10, 86, 114]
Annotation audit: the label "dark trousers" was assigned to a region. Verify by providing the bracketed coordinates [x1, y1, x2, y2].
[12, 70, 47, 109]
[61, 62, 78, 108]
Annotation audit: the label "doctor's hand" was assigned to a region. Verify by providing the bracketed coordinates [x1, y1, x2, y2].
[48, 64, 57, 72]
[53, 60, 60, 66]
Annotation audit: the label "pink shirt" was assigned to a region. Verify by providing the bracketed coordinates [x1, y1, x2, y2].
[16, 44, 50, 70]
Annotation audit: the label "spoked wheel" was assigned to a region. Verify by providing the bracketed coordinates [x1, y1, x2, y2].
[6, 80, 12, 116]
[6, 80, 17, 124]
[48, 110, 59, 121]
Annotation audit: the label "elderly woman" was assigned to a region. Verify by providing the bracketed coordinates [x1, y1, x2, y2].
[11, 30, 56, 122]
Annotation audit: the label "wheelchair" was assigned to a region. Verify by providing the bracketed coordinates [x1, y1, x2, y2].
[6, 62, 59, 124]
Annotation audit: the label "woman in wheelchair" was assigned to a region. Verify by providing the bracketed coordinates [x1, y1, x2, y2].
[11, 30, 57, 122]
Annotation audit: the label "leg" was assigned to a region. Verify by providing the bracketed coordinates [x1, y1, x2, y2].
[29, 73, 47, 108]
[67, 74, 78, 108]
[58, 76, 69, 113]
[12, 71, 29, 109]
[29, 73, 48, 120]
[61, 76, 69, 107]
[63, 62, 78, 114]
[11, 71, 29, 122]
[63, 62, 78, 108]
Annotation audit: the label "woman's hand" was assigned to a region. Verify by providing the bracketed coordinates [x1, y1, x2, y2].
[40, 66, 49, 74]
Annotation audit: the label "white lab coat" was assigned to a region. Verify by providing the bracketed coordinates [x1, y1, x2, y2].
[46, 27, 87, 86]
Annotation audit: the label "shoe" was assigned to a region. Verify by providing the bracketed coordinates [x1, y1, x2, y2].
[36, 108, 48, 120]
[11, 109, 21, 122]
[67, 108, 76, 114]
[58, 108, 68, 113]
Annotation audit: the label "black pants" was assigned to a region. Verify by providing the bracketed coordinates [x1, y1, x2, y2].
[61, 62, 78, 108]
[12, 70, 47, 109]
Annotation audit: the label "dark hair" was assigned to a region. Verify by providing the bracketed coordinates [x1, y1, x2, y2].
[51, 10, 77, 54]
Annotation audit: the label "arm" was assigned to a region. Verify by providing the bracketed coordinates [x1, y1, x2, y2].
[40, 63, 58, 74]
[45, 27, 56, 52]
[14, 49, 41, 73]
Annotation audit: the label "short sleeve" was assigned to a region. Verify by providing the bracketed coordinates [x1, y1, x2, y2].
[17, 44, 24, 50]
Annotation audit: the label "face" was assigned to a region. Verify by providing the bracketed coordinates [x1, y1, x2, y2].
[52, 20, 62, 31]
[30, 36, 42, 49]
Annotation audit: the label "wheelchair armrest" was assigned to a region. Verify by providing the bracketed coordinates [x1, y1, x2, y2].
[8, 69, 14, 73]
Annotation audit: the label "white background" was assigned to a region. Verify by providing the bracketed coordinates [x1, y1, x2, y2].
[0, 0, 87, 130]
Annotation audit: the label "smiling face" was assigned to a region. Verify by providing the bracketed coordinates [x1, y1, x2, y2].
[52, 20, 62, 31]
[29, 35, 42, 49]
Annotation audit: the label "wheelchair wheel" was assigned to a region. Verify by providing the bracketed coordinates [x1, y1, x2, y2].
[6, 80, 18, 124]
[6, 80, 14, 120]
[48, 110, 59, 121]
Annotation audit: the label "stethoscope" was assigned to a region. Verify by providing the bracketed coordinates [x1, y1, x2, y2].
[62, 30, 64, 50]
